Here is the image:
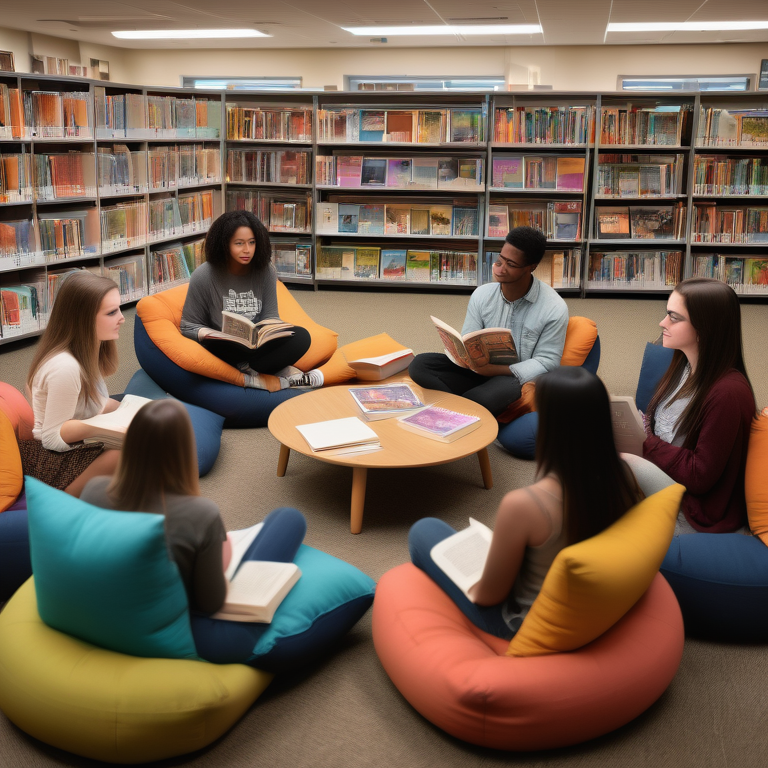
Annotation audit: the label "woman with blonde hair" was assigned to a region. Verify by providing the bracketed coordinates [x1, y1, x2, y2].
[23, 271, 124, 496]
[81, 399, 306, 615]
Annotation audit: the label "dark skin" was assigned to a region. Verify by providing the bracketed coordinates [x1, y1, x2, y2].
[470, 242, 536, 377]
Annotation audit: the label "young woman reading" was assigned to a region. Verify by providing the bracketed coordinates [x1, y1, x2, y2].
[643, 277, 755, 534]
[181, 209, 323, 392]
[408, 366, 643, 639]
[81, 399, 307, 615]
[23, 271, 124, 497]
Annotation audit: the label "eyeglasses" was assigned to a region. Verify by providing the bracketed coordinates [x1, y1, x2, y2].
[494, 257, 528, 270]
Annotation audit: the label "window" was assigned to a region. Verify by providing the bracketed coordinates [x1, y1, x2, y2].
[346, 75, 505, 92]
[618, 75, 753, 92]
[180, 76, 320, 91]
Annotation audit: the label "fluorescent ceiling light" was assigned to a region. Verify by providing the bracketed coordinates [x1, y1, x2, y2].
[112, 29, 270, 39]
[608, 21, 768, 32]
[342, 24, 542, 36]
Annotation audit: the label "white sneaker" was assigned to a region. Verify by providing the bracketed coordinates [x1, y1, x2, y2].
[286, 369, 324, 389]
[274, 365, 303, 379]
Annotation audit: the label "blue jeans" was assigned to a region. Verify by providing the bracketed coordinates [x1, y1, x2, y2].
[408, 517, 514, 640]
[242, 506, 307, 566]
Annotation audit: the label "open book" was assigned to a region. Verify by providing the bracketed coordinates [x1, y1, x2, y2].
[610, 396, 646, 456]
[81, 395, 153, 449]
[431, 316, 518, 371]
[211, 560, 301, 623]
[205, 312, 295, 349]
[348, 349, 414, 381]
[430, 518, 493, 599]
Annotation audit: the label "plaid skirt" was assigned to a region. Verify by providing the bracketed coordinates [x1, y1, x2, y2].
[18, 439, 105, 491]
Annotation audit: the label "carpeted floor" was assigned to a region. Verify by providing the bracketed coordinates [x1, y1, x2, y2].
[1, 286, 767, 768]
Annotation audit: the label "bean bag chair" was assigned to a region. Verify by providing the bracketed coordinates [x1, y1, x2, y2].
[373, 484, 685, 750]
[496, 317, 600, 458]
[123, 368, 224, 476]
[135, 282, 338, 427]
[318, 332, 411, 386]
[0, 382, 33, 601]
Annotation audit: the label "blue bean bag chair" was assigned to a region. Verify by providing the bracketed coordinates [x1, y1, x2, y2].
[123, 368, 224, 476]
[496, 318, 601, 459]
[636, 341, 768, 641]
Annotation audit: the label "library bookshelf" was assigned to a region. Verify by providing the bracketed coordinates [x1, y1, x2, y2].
[2, 79, 768, 345]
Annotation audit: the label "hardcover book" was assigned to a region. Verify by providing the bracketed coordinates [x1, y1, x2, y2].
[338, 204, 360, 234]
[596, 207, 631, 239]
[381, 249, 407, 280]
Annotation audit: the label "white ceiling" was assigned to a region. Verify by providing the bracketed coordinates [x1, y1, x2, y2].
[4, 0, 768, 49]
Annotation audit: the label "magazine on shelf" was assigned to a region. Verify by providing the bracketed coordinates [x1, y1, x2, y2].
[81, 395, 153, 449]
[430, 315, 518, 370]
[348, 382, 424, 420]
[204, 313, 294, 349]
[430, 517, 493, 598]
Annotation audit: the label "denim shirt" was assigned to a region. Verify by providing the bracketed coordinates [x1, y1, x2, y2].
[461, 278, 569, 385]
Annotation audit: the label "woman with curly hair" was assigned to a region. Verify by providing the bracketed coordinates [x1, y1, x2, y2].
[181, 210, 323, 391]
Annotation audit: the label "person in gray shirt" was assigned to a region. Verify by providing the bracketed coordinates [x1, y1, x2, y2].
[181, 210, 324, 391]
[81, 400, 306, 615]
[409, 226, 569, 416]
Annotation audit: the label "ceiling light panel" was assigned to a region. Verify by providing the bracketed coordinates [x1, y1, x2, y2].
[112, 29, 271, 39]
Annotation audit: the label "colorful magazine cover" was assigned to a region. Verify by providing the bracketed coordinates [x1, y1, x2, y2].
[400, 406, 479, 437]
[348, 384, 424, 413]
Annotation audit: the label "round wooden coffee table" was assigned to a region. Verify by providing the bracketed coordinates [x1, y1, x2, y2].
[268, 381, 498, 533]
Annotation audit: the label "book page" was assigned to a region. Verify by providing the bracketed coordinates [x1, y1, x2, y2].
[221, 311, 257, 346]
[430, 518, 493, 597]
[79, 394, 152, 431]
[463, 328, 518, 367]
[610, 396, 646, 456]
[225, 522, 264, 581]
[350, 349, 413, 367]
[430, 316, 469, 368]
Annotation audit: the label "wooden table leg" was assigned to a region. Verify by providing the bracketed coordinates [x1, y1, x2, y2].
[350, 467, 368, 534]
[477, 448, 493, 490]
[277, 444, 290, 477]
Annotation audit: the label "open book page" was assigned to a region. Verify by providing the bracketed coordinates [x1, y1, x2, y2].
[462, 328, 518, 367]
[430, 316, 470, 368]
[221, 310, 258, 346]
[211, 561, 301, 623]
[81, 395, 153, 447]
[610, 396, 646, 456]
[224, 522, 264, 581]
[430, 518, 493, 598]
[255, 318, 294, 345]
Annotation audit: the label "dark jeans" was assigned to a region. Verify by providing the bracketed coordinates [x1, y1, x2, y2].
[202, 325, 311, 374]
[408, 517, 513, 639]
[408, 353, 522, 416]
[240, 507, 307, 569]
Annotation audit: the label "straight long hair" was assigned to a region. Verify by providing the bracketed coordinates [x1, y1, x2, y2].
[108, 399, 200, 511]
[647, 278, 754, 450]
[535, 367, 642, 545]
[27, 271, 119, 406]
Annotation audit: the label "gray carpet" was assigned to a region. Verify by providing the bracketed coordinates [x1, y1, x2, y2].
[1, 287, 767, 768]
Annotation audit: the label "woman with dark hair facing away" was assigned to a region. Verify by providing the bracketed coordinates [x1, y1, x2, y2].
[642, 277, 755, 534]
[81, 399, 307, 615]
[181, 210, 324, 391]
[23, 271, 124, 497]
[409, 366, 643, 639]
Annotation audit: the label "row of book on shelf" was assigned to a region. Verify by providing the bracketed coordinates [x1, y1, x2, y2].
[226, 189, 310, 233]
[226, 106, 312, 142]
[491, 155, 584, 191]
[492, 105, 595, 145]
[316, 153, 484, 190]
[316, 246, 477, 284]
[227, 149, 311, 185]
[0, 147, 221, 203]
[587, 251, 683, 289]
[690, 254, 768, 293]
[0, 190, 214, 267]
[317, 201, 479, 238]
[599, 105, 692, 147]
[0, 237, 207, 337]
[595, 154, 685, 197]
[695, 108, 768, 147]
[479, 249, 582, 289]
[595, 203, 687, 240]
[691, 204, 768, 243]
[488, 201, 581, 240]
[0, 85, 91, 139]
[95, 89, 220, 139]
[316, 107, 485, 144]
[692, 155, 768, 196]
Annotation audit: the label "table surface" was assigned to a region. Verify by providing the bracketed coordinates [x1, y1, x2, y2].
[267, 378, 499, 469]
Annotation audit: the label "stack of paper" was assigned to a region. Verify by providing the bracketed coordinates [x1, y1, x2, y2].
[296, 416, 381, 455]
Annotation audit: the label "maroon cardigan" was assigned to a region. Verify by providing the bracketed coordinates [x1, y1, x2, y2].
[643, 370, 755, 533]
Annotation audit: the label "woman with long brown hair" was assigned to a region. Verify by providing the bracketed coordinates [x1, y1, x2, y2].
[408, 366, 643, 639]
[81, 399, 306, 615]
[23, 271, 124, 496]
[643, 277, 755, 533]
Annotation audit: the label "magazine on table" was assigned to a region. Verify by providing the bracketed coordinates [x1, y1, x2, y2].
[348, 383, 425, 421]
[397, 404, 481, 443]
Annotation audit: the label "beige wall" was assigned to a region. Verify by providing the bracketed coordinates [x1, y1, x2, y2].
[1, 24, 765, 92]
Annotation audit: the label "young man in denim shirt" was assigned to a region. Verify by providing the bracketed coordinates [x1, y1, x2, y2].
[409, 226, 569, 416]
